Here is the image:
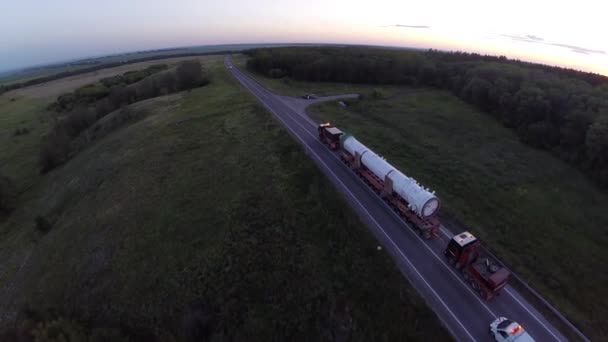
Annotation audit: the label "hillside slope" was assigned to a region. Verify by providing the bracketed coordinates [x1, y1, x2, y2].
[0, 57, 450, 340]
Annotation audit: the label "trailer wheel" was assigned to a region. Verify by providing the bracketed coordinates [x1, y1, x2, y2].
[480, 290, 487, 300]
[463, 272, 469, 281]
[447, 257, 454, 266]
[471, 281, 479, 290]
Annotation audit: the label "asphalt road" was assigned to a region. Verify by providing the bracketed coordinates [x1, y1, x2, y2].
[225, 57, 569, 342]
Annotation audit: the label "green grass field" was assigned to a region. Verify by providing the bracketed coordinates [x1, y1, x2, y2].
[0, 56, 449, 340]
[0, 96, 49, 194]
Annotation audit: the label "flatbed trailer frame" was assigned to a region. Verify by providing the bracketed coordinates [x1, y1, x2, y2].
[338, 151, 439, 239]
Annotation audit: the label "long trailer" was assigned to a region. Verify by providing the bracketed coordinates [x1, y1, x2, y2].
[318, 122, 511, 299]
[318, 123, 440, 239]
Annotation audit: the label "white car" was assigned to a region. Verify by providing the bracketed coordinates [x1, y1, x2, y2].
[490, 317, 535, 342]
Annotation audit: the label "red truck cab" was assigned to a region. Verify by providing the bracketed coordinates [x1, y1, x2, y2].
[318, 123, 344, 150]
[445, 232, 510, 300]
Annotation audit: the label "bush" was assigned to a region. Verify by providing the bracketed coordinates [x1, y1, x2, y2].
[39, 127, 70, 173]
[51, 64, 169, 113]
[176, 60, 208, 90]
[268, 68, 285, 78]
[370, 89, 385, 100]
[35, 215, 53, 233]
[13, 127, 30, 136]
[61, 107, 97, 138]
[0, 176, 16, 215]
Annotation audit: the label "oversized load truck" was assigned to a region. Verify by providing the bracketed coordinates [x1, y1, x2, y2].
[444, 232, 511, 300]
[318, 123, 343, 150]
[318, 122, 440, 239]
[318, 122, 511, 299]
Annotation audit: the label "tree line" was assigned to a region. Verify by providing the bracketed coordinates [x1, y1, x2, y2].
[0, 50, 233, 96]
[48, 64, 168, 112]
[246, 47, 608, 186]
[40, 60, 209, 173]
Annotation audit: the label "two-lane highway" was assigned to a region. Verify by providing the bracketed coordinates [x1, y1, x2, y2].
[225, 57, 568, 342]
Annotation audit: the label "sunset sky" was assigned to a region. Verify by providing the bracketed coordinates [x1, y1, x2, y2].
[2, 0, 606, 75]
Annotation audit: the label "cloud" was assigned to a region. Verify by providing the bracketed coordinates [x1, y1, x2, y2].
[384, 24, 430, 29]
[524, 35, 543, 41]
[500, 34, 543, 43]
[547, 43, 605, 55]
[499, 34, 606, 56]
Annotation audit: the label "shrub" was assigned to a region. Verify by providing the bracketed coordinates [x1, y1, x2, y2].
[39, 127, 70, 173]
[371, 89, 385, 99]
[34, 215, 53, 233]
[159, 72, 177, 94]
[75, 83, 109, 101]
[31, 318, 87, 341]
[0, 176, 16, 215]
[176, 60, 208, 90]
[268, 68, 285, 78]
[13, 127, 30, 136]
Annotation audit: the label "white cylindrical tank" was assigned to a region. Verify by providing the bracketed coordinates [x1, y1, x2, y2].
[388, 170, 440, 217]
[361, 151, 394, 180]
[341, 135, 369, 159]
[341, 134, 440, 218]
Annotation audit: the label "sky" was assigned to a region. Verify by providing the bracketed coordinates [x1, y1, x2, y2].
[1, 0, 607, 75]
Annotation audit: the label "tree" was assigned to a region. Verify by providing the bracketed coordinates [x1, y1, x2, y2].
[159, 72, 177, 94]
[0, 175, 16, 214]
[108, 86, 127, 108]
[39, 127, 71, 173]
[560, 110, 594, 148]
[586, 114, 608, 164]
[177, 60, 206, 90]
[135, 77, 156, 100]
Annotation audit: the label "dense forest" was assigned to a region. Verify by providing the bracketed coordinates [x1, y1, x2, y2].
[246, 47, 608, 186]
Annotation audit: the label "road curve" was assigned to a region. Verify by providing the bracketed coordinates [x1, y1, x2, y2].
[225, 57, 569, 342]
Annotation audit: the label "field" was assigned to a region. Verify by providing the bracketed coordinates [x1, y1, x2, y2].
[6, 56, 210, 100]
[0, 44, 301, 88]
[234, 55, 608, 339]
[0, 96, 49, 194]
[0, 56, 449, 340]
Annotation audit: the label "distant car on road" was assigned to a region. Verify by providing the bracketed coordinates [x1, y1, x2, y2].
[228, 66, 233, 69]
[490, 317, 535, 342]
[302, 94, 317, 99]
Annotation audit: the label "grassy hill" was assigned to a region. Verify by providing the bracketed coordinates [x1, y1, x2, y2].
[233, 55, 607, 340]
[0, 56, 449, 340]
